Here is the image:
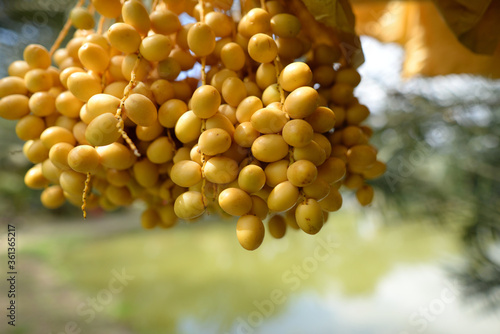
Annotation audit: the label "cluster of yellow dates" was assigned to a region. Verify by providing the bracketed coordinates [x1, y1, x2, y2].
[0, 0, 385, 250]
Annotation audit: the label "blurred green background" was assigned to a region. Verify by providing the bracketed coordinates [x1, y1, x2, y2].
[1, 1, 500, 334]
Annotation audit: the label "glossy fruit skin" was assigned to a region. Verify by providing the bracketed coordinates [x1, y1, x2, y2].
[0, 3, 383, 251]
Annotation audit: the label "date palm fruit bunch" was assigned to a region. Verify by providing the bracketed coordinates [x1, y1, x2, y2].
[0, 0, 385, 250]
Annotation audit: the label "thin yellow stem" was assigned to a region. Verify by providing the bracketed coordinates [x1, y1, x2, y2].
[152, 0, 160, 11]
[274, 58, 285, 104]
[50, 0, 85, 57]
[197, 0, 209, 206]
[198, 0, 208, 85]
[115, 54, 142, 157]
[199, 0, 206, 22]
[201, 176, 208, 207]
[288, 146, 295, 165]
[81, 172, 92, 219]
[101, 70, 107, 89]
[97, 15, 106, 34]
[87, 1, 95, 13]
[167, 129, 175, 145]
[200, 119, 208, 207]
[201, 57, 207, 85]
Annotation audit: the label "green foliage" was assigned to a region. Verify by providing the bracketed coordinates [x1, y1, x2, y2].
[367, 75, 500, 304]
